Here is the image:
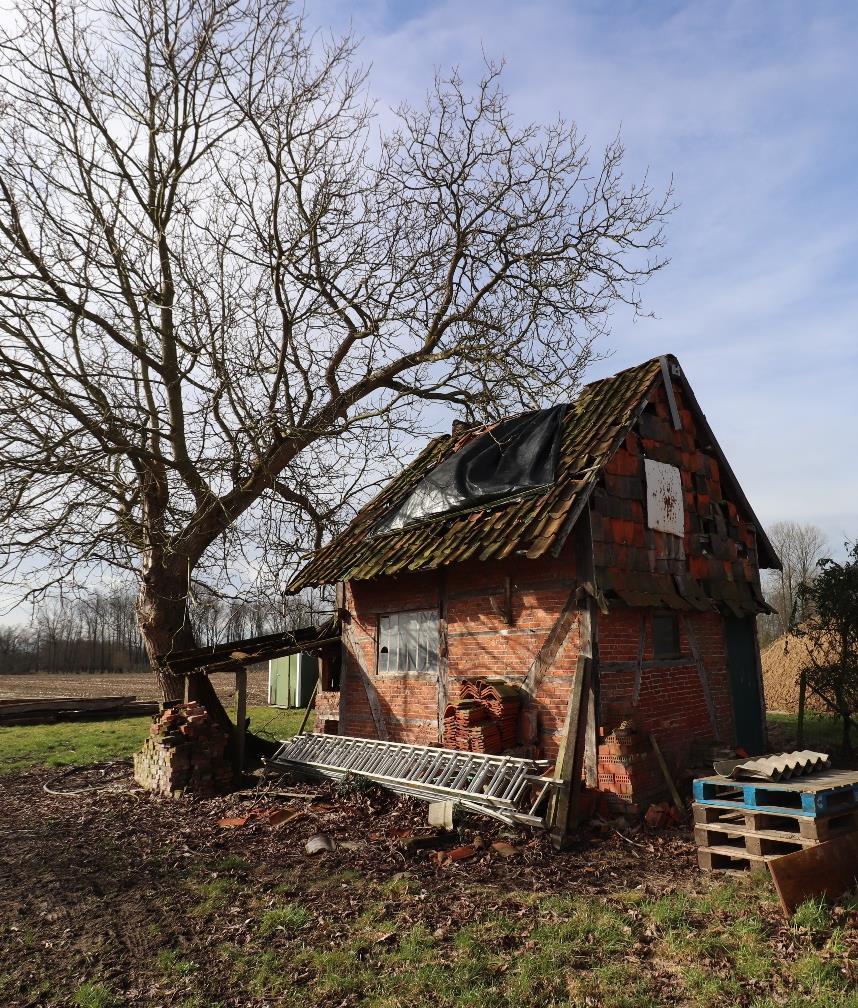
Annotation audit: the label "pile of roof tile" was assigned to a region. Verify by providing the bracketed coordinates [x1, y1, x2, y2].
[443, 679, 521, 754]
[133, 701, 233, 798]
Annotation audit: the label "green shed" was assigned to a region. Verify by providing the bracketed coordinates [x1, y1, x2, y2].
[268, 652, 319, 708]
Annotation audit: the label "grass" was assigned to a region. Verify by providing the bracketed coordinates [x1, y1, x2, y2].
[767, 711, 846, 752]
[242, 704, 308, 741]
[72, 983, 114, 1008]
[0, 715, 151, 773]
[258, 903, 312, 936]
[5, 708, 858, 1007]
[0, 704, 307, 774]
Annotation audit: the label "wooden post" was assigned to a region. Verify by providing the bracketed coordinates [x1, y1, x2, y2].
[550, 508, 601, 847]
[549, 653, 591, 848]
[235, 666, 247, 773]
[296, 677, 319, 736]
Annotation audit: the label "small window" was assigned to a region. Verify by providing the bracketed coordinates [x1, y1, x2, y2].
[651, 613, 681, 660]
[378, 610, 439, 673]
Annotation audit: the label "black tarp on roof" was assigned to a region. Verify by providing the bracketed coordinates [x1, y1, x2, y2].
[375, 405, 567, 534]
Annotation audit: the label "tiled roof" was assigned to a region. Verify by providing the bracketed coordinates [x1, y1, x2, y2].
[288, 357, 665, 590]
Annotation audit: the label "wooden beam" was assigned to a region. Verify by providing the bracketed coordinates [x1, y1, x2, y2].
[631, 612, 647, 705]
[576, 506, 600, 797]
[522, 585, 579, 696]
[342, 617, 389, 741]
[437, 571, 449, 743]
[682, 615, 721, 740]
[234, 666, 247, 773]
[660, 355, 683, 430]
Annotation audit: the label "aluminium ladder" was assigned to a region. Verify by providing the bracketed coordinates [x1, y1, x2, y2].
[271, 733, 557, 827]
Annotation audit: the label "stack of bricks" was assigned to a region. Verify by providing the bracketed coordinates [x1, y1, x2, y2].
[133, 701, 233, 798]
[443, 678, 521, 754]
[596, 721, 664, 815]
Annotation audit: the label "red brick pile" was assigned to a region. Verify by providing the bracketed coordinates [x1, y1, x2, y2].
[443, 678, 521, 754]
[596, 721, 663, 815]
[133, 701, 233, 798]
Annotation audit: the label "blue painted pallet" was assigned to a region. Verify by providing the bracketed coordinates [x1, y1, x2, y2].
[693, 771, 858, 818]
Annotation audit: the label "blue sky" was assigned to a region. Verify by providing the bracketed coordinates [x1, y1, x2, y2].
[309, 0, 858, 553]
[2, 1, 855, 622]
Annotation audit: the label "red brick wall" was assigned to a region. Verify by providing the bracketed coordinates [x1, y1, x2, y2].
[340, 558, 738, 784]
[597, 606, 735, 772]
[340, 549, 581, 761]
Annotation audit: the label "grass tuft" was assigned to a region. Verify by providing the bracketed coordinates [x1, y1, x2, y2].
[72, 983, 114, 1008]
[258, 903, 312, 936]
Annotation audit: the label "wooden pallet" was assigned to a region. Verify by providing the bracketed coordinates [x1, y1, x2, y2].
[694, 823, 809, 857]
[692, 802, 858, 843]
[693, 770, 858, 817]
[696, 845, 772, 874]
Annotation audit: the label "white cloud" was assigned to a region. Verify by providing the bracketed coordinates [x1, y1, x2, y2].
[305, 0, 858, 545]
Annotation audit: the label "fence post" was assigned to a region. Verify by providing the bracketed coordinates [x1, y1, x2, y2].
[796, 667, 806, 749]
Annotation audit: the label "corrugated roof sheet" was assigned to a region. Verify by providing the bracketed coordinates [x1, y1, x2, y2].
[288, 357, 664, 591]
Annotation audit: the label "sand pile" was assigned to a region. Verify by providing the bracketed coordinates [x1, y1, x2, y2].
[761, 633, 829, 714]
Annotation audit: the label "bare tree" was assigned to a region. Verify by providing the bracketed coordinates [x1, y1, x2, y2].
[795, 543, 858, 753]
[760, 522, 828, 643]
[0, 0, 672, 716]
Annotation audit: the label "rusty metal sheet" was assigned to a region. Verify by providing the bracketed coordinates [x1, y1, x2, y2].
[644, 458, 685, 537]
[770, 833, 858, 916]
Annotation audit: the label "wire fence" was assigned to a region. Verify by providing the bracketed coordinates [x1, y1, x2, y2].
[767, 711, 856, 767]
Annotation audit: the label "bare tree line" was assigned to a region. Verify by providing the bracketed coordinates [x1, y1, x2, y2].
[758, 521, 828, 648]
[0, 583, 330, 675]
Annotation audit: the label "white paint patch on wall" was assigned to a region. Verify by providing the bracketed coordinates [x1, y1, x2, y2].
[644, 459, 685, 537]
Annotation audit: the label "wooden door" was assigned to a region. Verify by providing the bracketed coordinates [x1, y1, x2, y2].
[725, 615, 766, 755]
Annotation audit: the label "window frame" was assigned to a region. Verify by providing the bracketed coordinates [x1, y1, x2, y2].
[651, 612, 682, 661]
[377, 609, 440, 675]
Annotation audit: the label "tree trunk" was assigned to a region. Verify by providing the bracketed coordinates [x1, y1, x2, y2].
[136, 567, 233, 732]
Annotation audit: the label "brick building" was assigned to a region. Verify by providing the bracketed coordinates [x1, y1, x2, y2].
[289, 355, 780, 806]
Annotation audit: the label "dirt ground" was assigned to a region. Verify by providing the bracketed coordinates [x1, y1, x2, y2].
[0, 668, 270, 706]
[1, 763, 855, 1008]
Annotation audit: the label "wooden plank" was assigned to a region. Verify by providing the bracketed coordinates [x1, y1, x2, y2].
[296, 677, 319, 736]
[694, 824, 809, 856]
[692, 802, 858, 842]
[650, 732, 685, 811]
[769, 833, 858, 916]
[584, 677, 598, 788]
[697, 845, 771, 873]
[0, 695, 134, 714]
[549, 653, 589, 846]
